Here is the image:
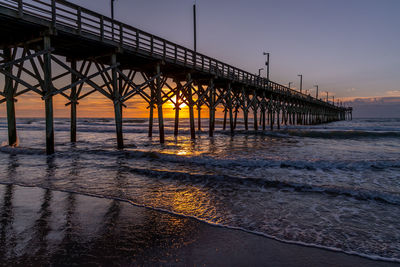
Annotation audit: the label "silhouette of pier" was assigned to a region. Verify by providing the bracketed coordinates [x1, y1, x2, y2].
[0, 0, 352, 154]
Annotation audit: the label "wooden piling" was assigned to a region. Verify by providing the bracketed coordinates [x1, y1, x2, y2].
[228, 84, 234, 134]
[209, 79, 215, 137]
[270, 108, 274, 131]
[253, 91, 258, 131]
[233, 106, 238, 130]
[148, 98, 154, 137]
[111, 54, 123, 149]
[277, 107, 280, 130]
[187, 74, 196, 139]
[174, 82, 180, 136]
[223, 108, 227, 131]
[4, 48, 17, 146]
[242, 88, 248, 131]
[197, 107, 201, 131]
[148, 80, 154, 137]
[70, 59, 77, 142]
[262, 108, 266, 131]
[43, 36, 55, 155]
[156, 63, 165, 143]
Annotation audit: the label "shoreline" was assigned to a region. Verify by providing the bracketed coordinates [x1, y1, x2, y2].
[0, 183, 398, 266]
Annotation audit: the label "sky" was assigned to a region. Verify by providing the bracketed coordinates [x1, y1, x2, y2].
[2, 0, 400, 118]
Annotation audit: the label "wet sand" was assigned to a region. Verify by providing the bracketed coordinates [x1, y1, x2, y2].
[0, 184, 398, 266]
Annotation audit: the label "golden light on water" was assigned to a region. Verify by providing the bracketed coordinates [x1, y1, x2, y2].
[171, 187, 215, 217]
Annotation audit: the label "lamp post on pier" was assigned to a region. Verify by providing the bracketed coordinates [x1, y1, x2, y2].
[263, 52, 270, 80]
[314, 85, 319, 99]
[297, 74, 303, 93]
[111, 0, 115, 19]
[111, 0, 116, 39]
[258, 68, 264, 77]
[288, 82, 293, 89]
[193, 1, 197, 52]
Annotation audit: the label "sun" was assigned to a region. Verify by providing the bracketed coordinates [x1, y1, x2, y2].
[166, 96, 187, 109]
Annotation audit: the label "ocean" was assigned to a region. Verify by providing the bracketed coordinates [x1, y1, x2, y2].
[0, 117, 399, 263]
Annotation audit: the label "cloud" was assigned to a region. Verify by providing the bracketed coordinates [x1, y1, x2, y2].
[343, 96, 400, 118]
[385, 90, 400, 97]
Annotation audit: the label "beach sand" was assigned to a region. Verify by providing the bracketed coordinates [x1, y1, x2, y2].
[0, 184, 397, 266]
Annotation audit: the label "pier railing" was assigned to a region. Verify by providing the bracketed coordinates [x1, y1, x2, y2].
[1, 0, 340, 109]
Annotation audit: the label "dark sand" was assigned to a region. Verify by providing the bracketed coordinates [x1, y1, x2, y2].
[0, 184, 398, 266]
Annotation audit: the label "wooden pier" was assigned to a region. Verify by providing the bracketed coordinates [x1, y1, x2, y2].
[0, 0, 352, 154]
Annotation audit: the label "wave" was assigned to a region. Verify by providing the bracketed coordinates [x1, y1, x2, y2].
[285, 130, 400, 139]
[1, 182, 399, 263]
[110, 165, 400, 206]
[2, 145, 399, 205]
[123, 119, 147, 123]
[1, 144, 400, 172]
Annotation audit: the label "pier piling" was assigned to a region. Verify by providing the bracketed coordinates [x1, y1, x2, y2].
[70, 59, 77, 143]
[156, 63, 164, 143]
[4, 48, 17, 146]
[43, 36, 55, 155]
[111, 54, 123, 149]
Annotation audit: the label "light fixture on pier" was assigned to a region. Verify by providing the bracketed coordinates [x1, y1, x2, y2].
[263, 52, 270, 80]
[193, 0, 197, 52]
[298, 74, 303, 93]
[111, 0, 116, 39]
[314, 85, 319, 99]
[111, 0, 116, 19]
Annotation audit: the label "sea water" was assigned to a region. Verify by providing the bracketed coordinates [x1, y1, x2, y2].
[0, 117, 399, 262]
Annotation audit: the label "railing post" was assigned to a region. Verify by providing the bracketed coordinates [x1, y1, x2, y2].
[163, 40, 166, 60]
[174, 46, 177, 63]
[150, 35, 154, 55]
[51, 0, 56, 28]
[100, 15, 104, 40]
[77, 7, 82, 35]
[184, 48, 187, 66]
[135, 29, 139, 51]
[17, 0, 23, 18]
[119, 23, 123, 46]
